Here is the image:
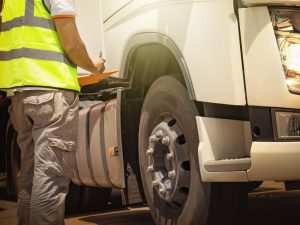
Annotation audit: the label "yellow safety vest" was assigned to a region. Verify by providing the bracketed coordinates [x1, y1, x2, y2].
[0, 0, 80, 91]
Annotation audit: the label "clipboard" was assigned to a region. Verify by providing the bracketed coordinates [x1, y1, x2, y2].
[78, 70, 118, 87]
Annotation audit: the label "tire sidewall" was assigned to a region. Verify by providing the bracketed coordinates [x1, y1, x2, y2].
[139, 76, 209, 225]
[5, 122, 21, 196]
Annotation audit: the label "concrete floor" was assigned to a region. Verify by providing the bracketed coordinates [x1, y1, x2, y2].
[0, 198, 16, 225]
[1, 182, 300, 225]
[0, 201, 154, 225]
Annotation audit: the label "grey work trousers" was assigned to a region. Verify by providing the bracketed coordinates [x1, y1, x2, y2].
[9, 90, 79, 225]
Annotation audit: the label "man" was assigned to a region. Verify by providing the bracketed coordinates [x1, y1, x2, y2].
[0, 0, 105, 224]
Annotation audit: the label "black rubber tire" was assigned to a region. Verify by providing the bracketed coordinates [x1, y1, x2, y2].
[139, 76, 247, 225]
[247, 181, 262, 192]
[139, 76, 209, 225]
[5, 123, 21, 197]
[0, 97, 11, 172]
[66, 183, 112, 214]
[80, 186, 112, 212]
[208, 182, 248, 225]
[66, 184, 112, 214]
[65, 182, 81, 215]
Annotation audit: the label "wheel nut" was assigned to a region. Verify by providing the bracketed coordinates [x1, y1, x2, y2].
[146, 148, 154, 156]
[152, 180, 160, 187]
[162, 136, 170, 145]
[159, 187, 166, 195]
[155, 130, 163, 139]
[147, 165, 154, 173]
[164, 180, 172, 190]
[166, 152, 174, 160]
[168, 170, 176, 179]
[166, 184, 172, 190]
[149, 135, 157, 142]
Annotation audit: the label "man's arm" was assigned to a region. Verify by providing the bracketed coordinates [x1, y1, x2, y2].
[54, 18, 105, 75]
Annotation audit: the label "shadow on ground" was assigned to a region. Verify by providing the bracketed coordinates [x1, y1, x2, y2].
[69, 207, 154, 225]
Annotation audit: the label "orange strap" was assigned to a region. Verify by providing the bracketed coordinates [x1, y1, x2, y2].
[51, 15, 76, 20]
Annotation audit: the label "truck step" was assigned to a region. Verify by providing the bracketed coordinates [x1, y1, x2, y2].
[204, 157, 251, 172]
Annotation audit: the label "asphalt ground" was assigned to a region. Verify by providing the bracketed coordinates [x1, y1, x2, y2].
[1, 181, 300, 225]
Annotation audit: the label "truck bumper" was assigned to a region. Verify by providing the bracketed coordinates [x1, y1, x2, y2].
[247, 142, 300, 181]
[197, 116, 300, 182]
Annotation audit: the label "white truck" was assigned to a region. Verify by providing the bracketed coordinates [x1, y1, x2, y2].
[2, 0, 300, 224]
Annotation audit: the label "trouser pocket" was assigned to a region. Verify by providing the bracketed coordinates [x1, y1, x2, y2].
[48, 137, 76, 178]
[24, 92, 56, 127]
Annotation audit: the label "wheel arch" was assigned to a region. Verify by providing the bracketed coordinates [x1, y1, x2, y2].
[120, 32, 195, 100]
[118, 32, 197, 204]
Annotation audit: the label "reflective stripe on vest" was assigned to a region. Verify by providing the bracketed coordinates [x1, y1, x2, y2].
[1, 16, 55, 31]
[0, 48, 75, 67]
[0, 0, 73, 67]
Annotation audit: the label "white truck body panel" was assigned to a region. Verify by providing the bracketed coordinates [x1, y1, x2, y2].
[75, 0, 105, 74]
[74, 1, 300, 183]
[102, 0, 133, 21]
[101, 0, 246, 105]
[247, 142, 300, 181]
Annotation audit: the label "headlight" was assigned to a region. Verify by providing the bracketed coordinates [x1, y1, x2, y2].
[275, 111, 300, 140]
[271, 11, 300, 94]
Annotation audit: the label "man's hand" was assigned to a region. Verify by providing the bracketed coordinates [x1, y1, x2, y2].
[91, 57, 106, 75]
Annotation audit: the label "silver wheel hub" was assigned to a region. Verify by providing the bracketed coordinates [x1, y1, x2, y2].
[146, 116, 190, 207]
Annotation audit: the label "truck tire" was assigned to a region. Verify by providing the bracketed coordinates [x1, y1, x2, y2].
[66, 185, 112, 214]
[5, 123, 21, 197]
[80, 186, 112, 212]
[247, 181, 262, 192]
[139, 76, 247, 225]
[65, 182, 81, 215]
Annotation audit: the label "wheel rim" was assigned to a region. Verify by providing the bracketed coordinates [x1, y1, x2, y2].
[145, 113, 191, 210]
